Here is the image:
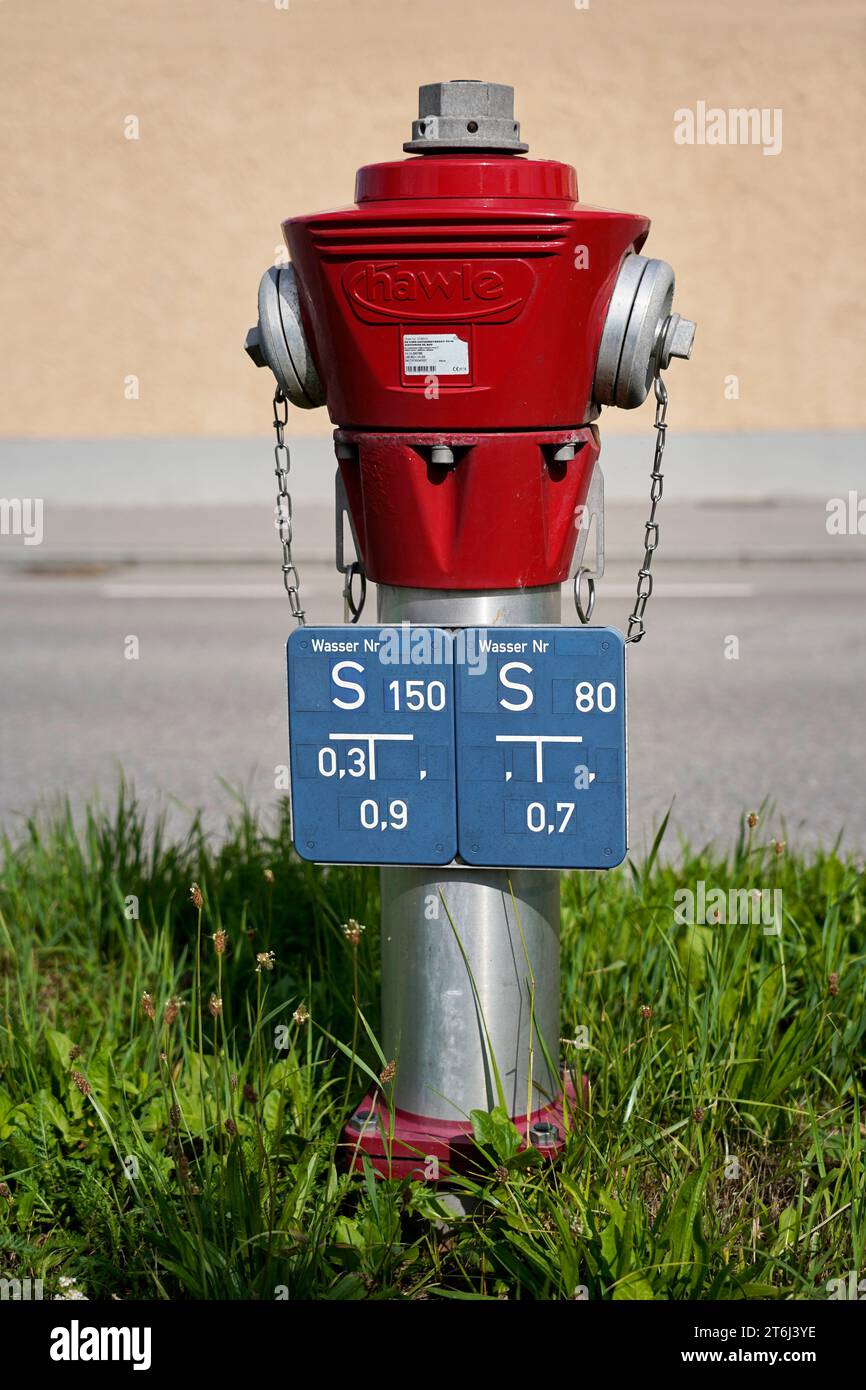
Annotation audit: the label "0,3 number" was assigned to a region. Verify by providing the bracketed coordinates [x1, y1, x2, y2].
[318, 745, 366, 777]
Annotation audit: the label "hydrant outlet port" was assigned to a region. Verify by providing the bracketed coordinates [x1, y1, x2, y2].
[245, 264, 325, 411]
[593, 254, 695, 410]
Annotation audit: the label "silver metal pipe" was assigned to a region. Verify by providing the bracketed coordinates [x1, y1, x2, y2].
[376, 585, 560, 629]
[377, 584, 561, 1122]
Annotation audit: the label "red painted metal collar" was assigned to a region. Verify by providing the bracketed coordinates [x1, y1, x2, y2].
[355, 155, 578, 205]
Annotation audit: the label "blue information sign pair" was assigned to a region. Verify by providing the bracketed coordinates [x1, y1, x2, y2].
[287, 626, 627, 870]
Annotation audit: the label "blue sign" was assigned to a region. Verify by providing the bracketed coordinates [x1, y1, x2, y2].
[455, 627, 627, 869]
[287, 627, 457, 865]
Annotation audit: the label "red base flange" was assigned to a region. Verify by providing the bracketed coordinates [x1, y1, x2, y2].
[342, 1073, 588, 1180]
[336, 428, 599, 590]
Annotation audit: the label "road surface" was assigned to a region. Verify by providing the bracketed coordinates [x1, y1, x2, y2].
[1, 499, 863, 859]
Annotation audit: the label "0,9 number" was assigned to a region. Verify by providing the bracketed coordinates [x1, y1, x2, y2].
[360, 798, 408, 831]
[387, 679, 446, 712]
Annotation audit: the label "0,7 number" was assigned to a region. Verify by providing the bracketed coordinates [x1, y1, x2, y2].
[526, 802, 575, 833]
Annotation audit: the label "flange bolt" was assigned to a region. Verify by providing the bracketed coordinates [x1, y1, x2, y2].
[529, 1119, 560, 1148]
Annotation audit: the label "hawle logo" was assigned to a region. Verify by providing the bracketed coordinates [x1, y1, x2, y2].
[344, 260, 532, 323]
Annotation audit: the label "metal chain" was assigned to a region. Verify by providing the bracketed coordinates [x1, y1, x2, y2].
[271, 389, 306, 625]
[573, 372, 670, 641]
[625, 372, 668, 644]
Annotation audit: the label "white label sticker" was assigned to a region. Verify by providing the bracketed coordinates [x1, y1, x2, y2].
[403, 333, 469, 376]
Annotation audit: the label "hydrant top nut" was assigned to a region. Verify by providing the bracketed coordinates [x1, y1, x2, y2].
[404, 79, 528, 154]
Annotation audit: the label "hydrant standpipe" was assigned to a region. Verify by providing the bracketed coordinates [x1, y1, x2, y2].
[245, 81, 695, 1177]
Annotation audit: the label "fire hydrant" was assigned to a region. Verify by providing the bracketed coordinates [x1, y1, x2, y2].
[246, 80, 695, 1177]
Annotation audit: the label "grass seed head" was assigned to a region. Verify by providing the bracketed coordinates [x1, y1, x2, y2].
[379, 1060, 396, 1084]
[256, 950, 276, 973]
[190, 882, 204, 911]
[163, 996, 184, 1027]
[342, 918, 365, 946]
[211, 928, 228, 956]
[208, 993, 223, 1018]
[263, 868, 275, 884]
[140, 991, 156, 1021]
[828, 972, 840, 996]
[293, 1003, 310, 1026]
[747, 811, 759, 829]
[72, 1071, 91, 1096]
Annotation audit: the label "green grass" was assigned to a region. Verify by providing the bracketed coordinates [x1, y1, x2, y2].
[0, 787, 863, 1300]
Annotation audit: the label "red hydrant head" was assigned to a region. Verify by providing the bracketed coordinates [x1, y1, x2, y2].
[246, 80, 694, 590]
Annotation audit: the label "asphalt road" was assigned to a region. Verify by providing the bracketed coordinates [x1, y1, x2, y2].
[1, 499, 863, 859]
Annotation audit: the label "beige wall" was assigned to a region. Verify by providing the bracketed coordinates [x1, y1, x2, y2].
[1, 0, 863, 437]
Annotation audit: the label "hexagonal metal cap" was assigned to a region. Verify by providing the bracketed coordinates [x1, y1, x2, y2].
[656, 313, 697, 370]
[244, 325, 266, 369]
[404, 80, 528, 153]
